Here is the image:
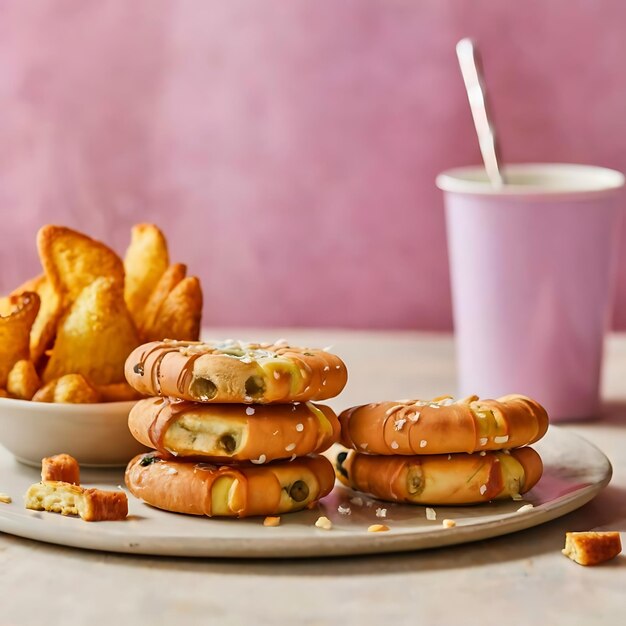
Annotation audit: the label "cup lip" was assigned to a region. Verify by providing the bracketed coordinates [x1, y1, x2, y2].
[436, 163, 625, 199]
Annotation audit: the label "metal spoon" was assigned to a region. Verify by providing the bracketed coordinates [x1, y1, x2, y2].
[456, 38, 506, 187]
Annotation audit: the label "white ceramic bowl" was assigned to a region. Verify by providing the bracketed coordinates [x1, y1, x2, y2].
[0, 397, 149, 467]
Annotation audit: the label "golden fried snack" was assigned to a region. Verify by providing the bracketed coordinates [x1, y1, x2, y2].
[139, 263, 187, 338]
[125, 340, 347, 404]
[37, 225, 125, 304]
[41, 454, 80, 484]
[141, 276, 202, 342]
[562, 531, 622, 566]
[124, 223, 169, 327]
[125, 453, 334, 518]
[339, 394, 548, 455]
[11, 275, 62, 365]
[43, 277, 139, 385]
[0, 292, 40, 388]
[32, 374, 101, 403]
[94, 382, 144, 402]
[335, 447, 543, 505]
[25, 481, 128, 521]
[6, 359, 41, 400]
[129, 397, 340, 462]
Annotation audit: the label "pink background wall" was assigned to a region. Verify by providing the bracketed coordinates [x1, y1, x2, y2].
[1, 0, 626, 329]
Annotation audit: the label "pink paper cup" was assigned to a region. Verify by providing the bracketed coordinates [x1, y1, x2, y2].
[437, 163, 624, 421]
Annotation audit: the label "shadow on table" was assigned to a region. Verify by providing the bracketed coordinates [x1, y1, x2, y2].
[7, 484, 625, 575]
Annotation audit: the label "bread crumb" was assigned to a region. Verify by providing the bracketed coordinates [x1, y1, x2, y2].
[562, 531, 622, 566]
[263, 516, 281, 527]
[315, 516, 333, 530]
[442, 519, 456, 528]
[426, 507, 437, 521]
[368, 524, 390, 533]
[517, 504, 534, 513]
[0, 493, 12, 504]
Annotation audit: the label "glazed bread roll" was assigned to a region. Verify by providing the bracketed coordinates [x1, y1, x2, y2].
[125, 340, 347, 404]
[125, 453, 335, 517]
[335, 447, 543, 505]
[129, 397, 340, 463]
[339, 394, 548, 455]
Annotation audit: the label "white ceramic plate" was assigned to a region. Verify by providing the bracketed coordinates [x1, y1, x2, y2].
[0, 427, 611, 558]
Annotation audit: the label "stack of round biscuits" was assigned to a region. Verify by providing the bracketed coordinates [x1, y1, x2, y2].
[335, 394, 549, 505]
[123, 339, 348, 517]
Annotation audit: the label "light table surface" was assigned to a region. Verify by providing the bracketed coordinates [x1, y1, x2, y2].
[1, 330, 625, 626]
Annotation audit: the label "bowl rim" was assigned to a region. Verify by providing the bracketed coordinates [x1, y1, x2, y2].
[0, 396, 137, 411]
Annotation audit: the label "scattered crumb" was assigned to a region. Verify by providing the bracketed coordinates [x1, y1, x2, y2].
[562, 531, 622, 566]
[511, 493, 523, 501]
[517, 504, 534, 513]
[315, 516, 333, 530]
[479, 484, 487, 496]
[375, 507, 387, 518]
[246, 407, 256, 415]
[0, 493, 12, 504]
[263, 516, 281, 527]
[338, 505, 351, 516]
[426, 507, 437, 521]
[350, 496, 364, 507]
[368, 524, 390, 533]
[442, 519, 456, 528]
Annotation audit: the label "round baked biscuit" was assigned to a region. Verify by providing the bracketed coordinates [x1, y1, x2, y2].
[339, 394, 548, 455]
[125, 453, 335, 517]
[129, 397, 340, 463]
[125, 340, 347, 403]
[335, 447, 543, 505]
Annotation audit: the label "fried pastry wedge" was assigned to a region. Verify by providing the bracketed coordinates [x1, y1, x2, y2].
[142, 276, 202, 342]
[37, 225, 125, 304]
[139, 263, 187, 339]
[33, 374, 101, 403]
[11, 275, 62, 365]
[124, 223, 170, 327]
[6, 359, 41, 400]
[0, 292, 40, 388]
[43, 277, 139, 385]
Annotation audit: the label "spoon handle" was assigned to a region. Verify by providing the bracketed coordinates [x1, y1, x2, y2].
[456, 38, 506, 187]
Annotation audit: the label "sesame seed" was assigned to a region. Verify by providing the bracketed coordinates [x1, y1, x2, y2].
[511, 493, 524, 501]
[285, 443, 296, 452]
[375, 507, 387, 518]
[335, 365, 341, 369]
[245, 407, 255, 415]
[322, 380, 327, 386]
[479, 451, 486, 456]
[426, 507, 437, 521]
[295, 423, 304, 432]
[273, 371, 281, 380]
[273, 430, 279, 435]
[289, 454, 297, 461]
[390, 441, 399, 450]
[251, 454, 267, 465]
[394, 418, 407, 431]
[479, 484, 487, 495]
[420, 440, 428, 448]
[323, 366, 330, 372]
[448, 454, 452, 461]
[360, 442, 369, 450]
[479, 437, 488, 446]
[494, 435, 509, 444]
[338, 505, 351, 515]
